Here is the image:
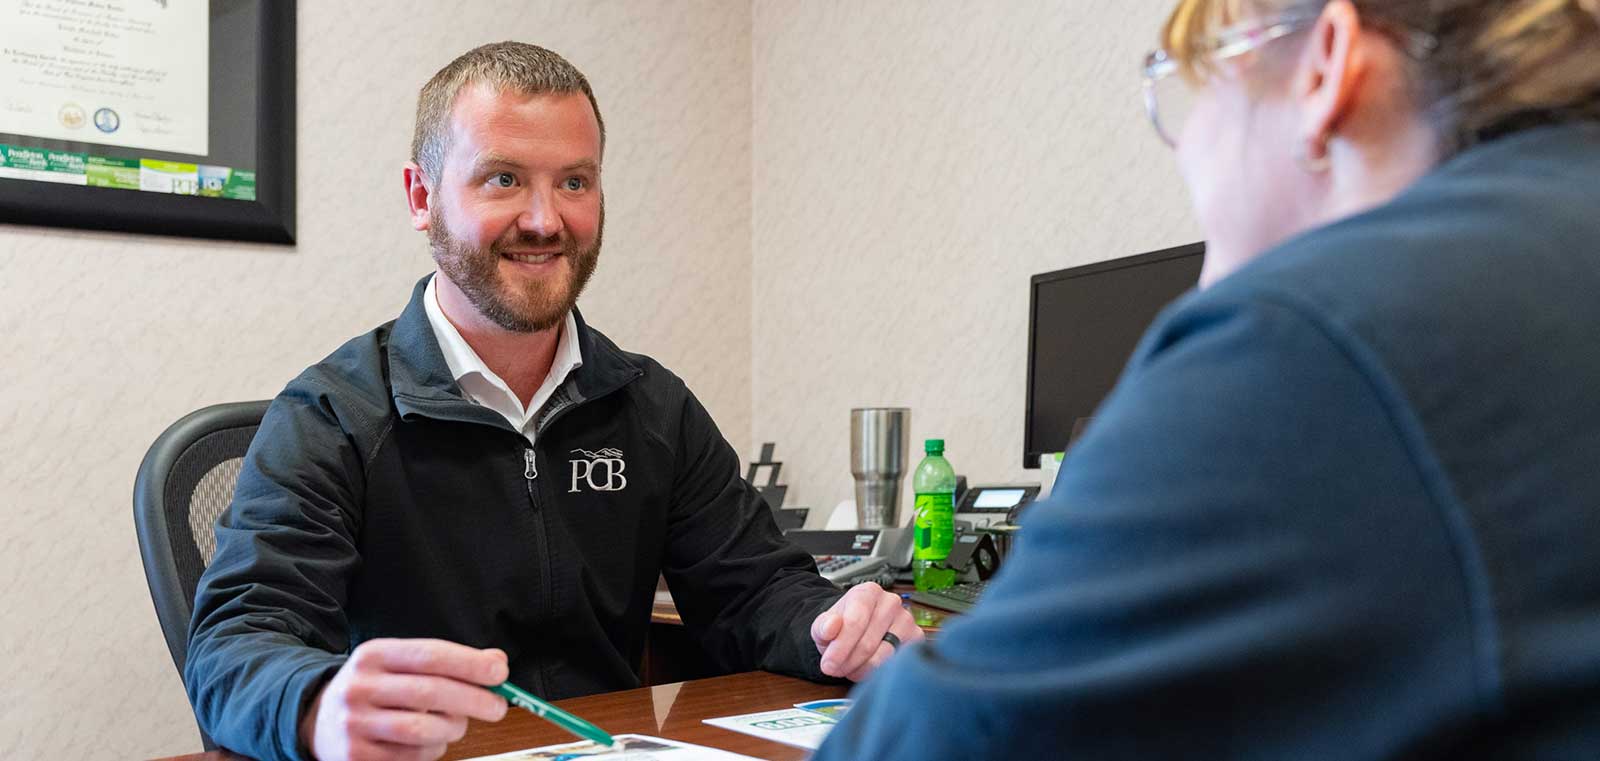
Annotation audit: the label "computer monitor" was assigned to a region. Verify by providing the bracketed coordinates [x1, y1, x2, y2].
[1023, 242, 1205, 467]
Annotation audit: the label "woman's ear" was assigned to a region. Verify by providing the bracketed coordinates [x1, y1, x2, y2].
[1296, 0, 1369, 162]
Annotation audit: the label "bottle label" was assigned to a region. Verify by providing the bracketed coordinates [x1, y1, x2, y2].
[913, 491, 955, 561]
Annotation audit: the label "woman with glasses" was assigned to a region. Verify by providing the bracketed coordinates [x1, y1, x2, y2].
[815, 1, 1600, 758]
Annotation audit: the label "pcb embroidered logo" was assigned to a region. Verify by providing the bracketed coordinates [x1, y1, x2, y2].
[568, 448, 627, 493]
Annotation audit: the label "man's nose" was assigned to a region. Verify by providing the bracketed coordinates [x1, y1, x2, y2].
[519, 188, 564, 239]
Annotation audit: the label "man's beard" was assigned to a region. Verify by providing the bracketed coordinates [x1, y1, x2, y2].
[428, 205, 602, 333]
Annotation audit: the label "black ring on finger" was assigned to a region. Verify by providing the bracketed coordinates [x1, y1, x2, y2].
[881, 631, 902, 650]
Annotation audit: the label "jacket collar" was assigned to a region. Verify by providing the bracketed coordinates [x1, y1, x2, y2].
[387, 274, 644, 427]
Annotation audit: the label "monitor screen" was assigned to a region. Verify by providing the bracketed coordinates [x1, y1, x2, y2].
[1023, 242, 1204, 467]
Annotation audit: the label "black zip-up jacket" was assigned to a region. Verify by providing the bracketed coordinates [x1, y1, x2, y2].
[185, 275, 843, 761]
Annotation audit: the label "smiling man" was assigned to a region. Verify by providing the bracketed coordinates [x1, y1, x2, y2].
[184, 42, 918, 761]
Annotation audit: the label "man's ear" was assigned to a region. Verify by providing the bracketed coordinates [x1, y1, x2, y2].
[403, 161, 433, 232]
[1297, 0, 1369, 161]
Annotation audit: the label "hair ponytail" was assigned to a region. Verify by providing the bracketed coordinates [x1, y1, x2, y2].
[1433, 0, 1600, 152]
[1160, 0, 1600, 156]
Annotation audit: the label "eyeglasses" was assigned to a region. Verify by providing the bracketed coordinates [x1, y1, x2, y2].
[1142, 11, 1439, 149]
[1141, 12, 1319, 148]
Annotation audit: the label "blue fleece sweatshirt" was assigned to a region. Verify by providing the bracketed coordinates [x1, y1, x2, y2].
[814, 123, 1600, 759]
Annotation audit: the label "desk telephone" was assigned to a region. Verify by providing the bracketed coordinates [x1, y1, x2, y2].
[785, 486, 1036, 589]
[954, 484, 1039, 529]
[785, 528, 913, 588]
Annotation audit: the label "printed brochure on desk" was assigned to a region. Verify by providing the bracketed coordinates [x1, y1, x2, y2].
[701, 699, 854, 750]
[461, 733, 760, 760]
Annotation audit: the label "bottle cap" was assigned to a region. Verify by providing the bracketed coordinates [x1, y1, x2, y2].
[925, 438, 944, 454]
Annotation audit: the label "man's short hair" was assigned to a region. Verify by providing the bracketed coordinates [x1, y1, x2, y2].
[411, 41, 606, 181]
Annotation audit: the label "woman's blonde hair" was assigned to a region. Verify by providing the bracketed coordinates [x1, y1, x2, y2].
[1160, 0, 1600, 155]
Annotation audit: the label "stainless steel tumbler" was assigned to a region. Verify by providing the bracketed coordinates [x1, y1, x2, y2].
[850, 407, 910, 528]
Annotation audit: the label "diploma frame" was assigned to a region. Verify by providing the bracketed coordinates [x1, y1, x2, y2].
[0, 2, 296, 245]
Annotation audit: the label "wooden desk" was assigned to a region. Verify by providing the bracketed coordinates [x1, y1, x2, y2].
[153, 671, 848, 761]
[650, 587, 959, 633]
[643, 585, 959, 686]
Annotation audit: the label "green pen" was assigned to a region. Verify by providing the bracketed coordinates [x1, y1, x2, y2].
[487, 681, 620, 750]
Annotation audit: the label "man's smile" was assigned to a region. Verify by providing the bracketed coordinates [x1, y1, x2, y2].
[501, 249, 563, 266]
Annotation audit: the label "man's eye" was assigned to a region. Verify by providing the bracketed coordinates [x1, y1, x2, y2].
[491, 172, 516, 188]
[563, 177, 586, 191]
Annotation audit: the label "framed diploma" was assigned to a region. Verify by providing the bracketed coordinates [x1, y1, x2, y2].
[0, 1, 295, 244]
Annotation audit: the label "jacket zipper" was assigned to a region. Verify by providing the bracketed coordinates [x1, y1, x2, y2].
[531, 368, 641, 439]
[523, 443, 554, 700]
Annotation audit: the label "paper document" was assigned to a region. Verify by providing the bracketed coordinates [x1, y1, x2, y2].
[793, 698, 852, 720]
[461, 733, 761, 761]
[703, 707, 839, 750]
[1, 0, 211, 154]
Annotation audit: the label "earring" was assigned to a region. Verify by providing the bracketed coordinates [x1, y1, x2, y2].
[1294, 135, 1331, 174]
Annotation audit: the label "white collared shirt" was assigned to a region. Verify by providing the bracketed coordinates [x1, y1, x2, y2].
[422, 274, 584, 442]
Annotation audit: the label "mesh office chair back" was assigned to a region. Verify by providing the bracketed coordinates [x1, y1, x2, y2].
[133, 400, 271, 751]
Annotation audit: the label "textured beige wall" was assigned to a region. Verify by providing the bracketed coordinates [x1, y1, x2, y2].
[751, 0, 1202, 520]
[0, 2, 751, 757]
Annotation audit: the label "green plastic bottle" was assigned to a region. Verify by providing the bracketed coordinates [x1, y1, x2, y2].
[912, 438, 959, 591]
